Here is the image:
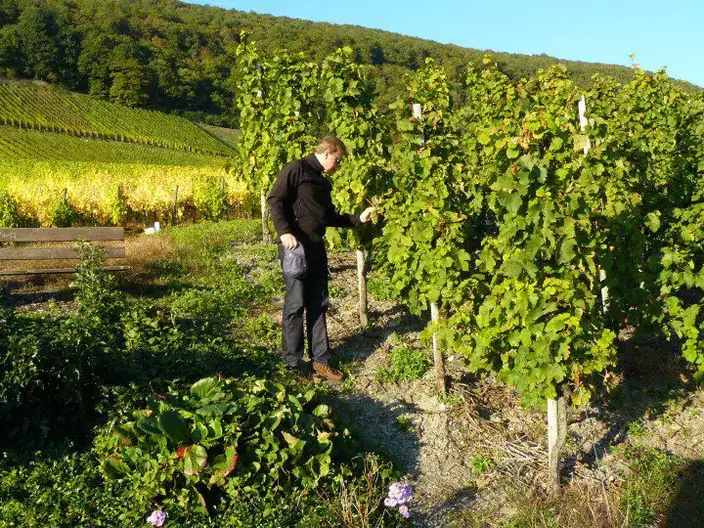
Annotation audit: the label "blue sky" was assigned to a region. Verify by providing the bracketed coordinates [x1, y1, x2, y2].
[189, 0, 703, 87]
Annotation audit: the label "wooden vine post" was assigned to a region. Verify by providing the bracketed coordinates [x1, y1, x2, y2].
[578, 95, 608, 314]
[321, 47, 387, 329]
[546, 395, 567, 495]
[545, 95, 594, 496]
[172, 185, 179, 225]
[430, 301, 446, 394]
[356, 248, 368, 327]
[260, 189, 270, 244]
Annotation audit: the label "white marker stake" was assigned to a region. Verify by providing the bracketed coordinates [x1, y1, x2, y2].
[430, 301, 446, 394]
[579, 96, 608, 313]
[412, 101, 445, 393]
[578, 95, 592, 155]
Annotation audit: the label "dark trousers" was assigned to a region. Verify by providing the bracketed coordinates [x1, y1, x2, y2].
[278, 241, 330, 367]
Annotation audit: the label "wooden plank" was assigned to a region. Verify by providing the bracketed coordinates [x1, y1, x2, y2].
[0, 246, 125, 260]
[0, 227, 124, 242]
[0, 265, 130, 276]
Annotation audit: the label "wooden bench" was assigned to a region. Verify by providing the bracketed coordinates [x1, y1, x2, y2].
[0, 227, 128, 275]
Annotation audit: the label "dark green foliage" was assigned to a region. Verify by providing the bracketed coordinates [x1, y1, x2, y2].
[367, 273, 397, 301]
[0, 442, 400, 527]
[0, 191, 37, 227]
[95, 376, 340, 516]
[0, 445, 140, 526]
[1, 0, 696, 125]
[0, 220, 404, 526]
[49, 193, 81, 227]
[16, 3, 60, 81]
[0, 244, 124, 445]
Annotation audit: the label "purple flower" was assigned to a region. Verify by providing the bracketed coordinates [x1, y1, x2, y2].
[386, 482, 413, 505]
[384, 481, 414, 518]
[147, 510, 167, 527]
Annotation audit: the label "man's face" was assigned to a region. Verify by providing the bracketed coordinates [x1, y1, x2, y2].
[321, 150, 343, 174]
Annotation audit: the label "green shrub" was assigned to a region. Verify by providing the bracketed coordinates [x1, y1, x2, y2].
[0, 192, 37, 227]
[50, 194, 81, 227]
[108, 184, 129, 225]
[96, 376, 341, 518]
[0, 444, 141, 526]
[73, 242, 125, 320]
[194, 180, 229, 221]
[0, 246, 127, 445]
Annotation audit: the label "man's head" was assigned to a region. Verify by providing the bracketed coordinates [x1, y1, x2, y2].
[314, 136, 346, 174]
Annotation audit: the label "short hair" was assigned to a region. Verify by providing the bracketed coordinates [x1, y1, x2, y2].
[315, 135, 346, 157]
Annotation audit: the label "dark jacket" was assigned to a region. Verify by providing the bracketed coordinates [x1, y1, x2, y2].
[267, 154, 360, 244]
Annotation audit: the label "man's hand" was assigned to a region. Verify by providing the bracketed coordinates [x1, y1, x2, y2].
[280, 233, 298, 250]
[359, 206, 376, 223]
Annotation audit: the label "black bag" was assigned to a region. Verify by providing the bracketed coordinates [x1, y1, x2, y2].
[282, 244, 308, 280]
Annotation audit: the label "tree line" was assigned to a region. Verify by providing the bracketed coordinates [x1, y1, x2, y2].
[2, 0, 697, 128]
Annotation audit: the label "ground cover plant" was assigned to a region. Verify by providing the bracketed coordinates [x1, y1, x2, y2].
[0, 220, 405, 527]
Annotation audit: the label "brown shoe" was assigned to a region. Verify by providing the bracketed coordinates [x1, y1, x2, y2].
[312, 362, 343, 383]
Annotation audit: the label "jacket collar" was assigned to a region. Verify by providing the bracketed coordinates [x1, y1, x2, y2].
[304, 153, 324, 173]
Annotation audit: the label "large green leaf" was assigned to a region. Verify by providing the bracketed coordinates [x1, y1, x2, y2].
[183, 444, 208, 476]
[212, 446, 238, 478]
[158, 410, 189, 443]
[102, 457, 130, 479]
[191, 377, 223, 400]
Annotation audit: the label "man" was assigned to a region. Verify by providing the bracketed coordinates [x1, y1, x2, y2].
[268, 136, 375, 382]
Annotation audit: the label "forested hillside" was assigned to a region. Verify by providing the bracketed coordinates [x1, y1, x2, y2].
[0, 0, 697, 127]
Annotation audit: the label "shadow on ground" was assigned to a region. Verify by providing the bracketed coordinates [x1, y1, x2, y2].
[0, 277, 74, 308]
[325, 305, 426, 472]
[578, 330, 696, 468]
[666, 459, 704, 527]
[332, 305, 425, 365]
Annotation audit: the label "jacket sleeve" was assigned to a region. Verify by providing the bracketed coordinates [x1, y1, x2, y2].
[267, 163, 298, 237]
[324, 201, 361, 229]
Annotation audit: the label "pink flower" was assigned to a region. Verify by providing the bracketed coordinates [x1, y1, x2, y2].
[147, 510, 167, 527]
[399, 505, 410, 518]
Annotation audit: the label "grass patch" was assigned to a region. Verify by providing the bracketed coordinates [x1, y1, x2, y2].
[616, 443, 697, 527]
[377, 341, 431, 384]
[395, 413, 415, 433]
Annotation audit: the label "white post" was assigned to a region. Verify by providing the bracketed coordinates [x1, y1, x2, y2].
[260, 189, 270, 244]
[172, 185, 179, 225]
[579, 96, 608, 313]
[413, 102, 446, 394]
[356, 248, 368, 327]
[577, 95, 591, 155]
[547, 396, 567, 495]
[430, 302, 446, 394]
